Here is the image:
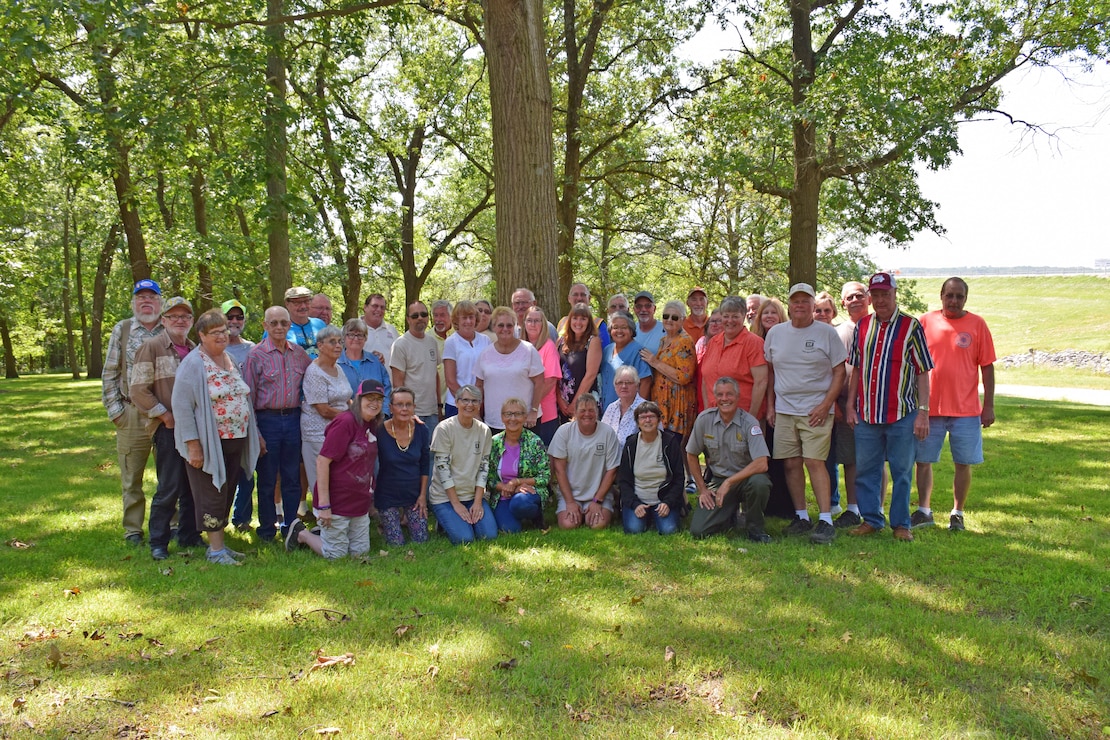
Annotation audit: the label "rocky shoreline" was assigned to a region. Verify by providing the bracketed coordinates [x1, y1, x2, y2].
[997, 350, 1110, 374]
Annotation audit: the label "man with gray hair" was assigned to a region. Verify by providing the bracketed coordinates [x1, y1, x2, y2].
[102, 278, 166, 544]
[511, 287, 557, 341]
[310, 293, 334, 325]
[687, 376, 772, 542]
[745, 294, 764, 328]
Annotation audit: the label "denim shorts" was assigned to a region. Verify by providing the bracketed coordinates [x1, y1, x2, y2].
[916, 415, 984, 465]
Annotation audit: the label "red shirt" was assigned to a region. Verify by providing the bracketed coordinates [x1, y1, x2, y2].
[698, 328, 766, 418]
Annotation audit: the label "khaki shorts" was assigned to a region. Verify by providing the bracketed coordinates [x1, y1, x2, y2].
[773, 413, 833, 460]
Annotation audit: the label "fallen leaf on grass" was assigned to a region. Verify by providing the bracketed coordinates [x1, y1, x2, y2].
[194, 636, 223, 652]
[160, 567, 174, 576]
[143, 637, 161, 646]
[426, 665, 439, 678]
[565, 702, 592, 721]
[115, 632, 142, 641]
[83, 630, 106, 641]
[664, 646, 676, 664]
[1069, 595, 1092, 610]
[840, 631, 853, 643]
[64, 587, 81, 598]
[13, 696, 26, 712]
[315, 729, 341, 736]
[495, 595, 515, 605]
[393, 624, 413, 638]
[428, 643, 440, 656]
[7, 539, 34, 549]
[405, 549, 415, 560]
[309, 652, 355, 672]
[493, 658, 517, 670]
[629, 595, 644, 605]
[355, 579, 375, 588]
[752, 687, 764, 703]
[378, 550, 390, 557]
[517, 607, 525, 616]
[48, 643, 67, 670]
[259, 708, 290, 719]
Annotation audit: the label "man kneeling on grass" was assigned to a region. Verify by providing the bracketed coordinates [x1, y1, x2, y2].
[287, 380, 384, 558]
[687, 376, 773, 543]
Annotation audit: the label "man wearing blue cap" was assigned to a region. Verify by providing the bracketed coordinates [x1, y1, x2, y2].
[101, 279, 166, 544]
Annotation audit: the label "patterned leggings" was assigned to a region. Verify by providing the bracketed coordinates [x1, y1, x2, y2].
[378, 504, 429, 546]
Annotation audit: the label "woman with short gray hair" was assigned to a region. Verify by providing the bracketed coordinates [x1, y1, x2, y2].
[639, 300, 697, 437]
[301, 324, 352, 501]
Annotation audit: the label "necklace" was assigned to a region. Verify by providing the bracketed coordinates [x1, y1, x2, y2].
[390, 419, 414, 452]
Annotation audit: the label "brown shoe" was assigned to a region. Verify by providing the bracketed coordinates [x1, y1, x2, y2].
[892, 526, 914, 542]
[849, 522, 879, 537]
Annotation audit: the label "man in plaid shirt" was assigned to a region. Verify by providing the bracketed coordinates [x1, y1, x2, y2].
[101, 279, 166, 544]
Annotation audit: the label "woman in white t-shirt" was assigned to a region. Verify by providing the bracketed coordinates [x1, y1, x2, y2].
[443, 301, 491, 417]
[474, 306, 545, 432]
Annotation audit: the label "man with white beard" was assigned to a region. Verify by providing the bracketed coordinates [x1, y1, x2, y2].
[102, 279, 166, 544]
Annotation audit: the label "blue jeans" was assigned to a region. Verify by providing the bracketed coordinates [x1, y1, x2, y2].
[622, 503, 681, 535]
[231, 468, 255, 527]
[493, 492, 543, 533]
[825, 441, 840, 508]
[431, 500, 497, 544]
[255, 409, 301, 540]
[854, 414, 916, 530]
[149, 424, 199, 548]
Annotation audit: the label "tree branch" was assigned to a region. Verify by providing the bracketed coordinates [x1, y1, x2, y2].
[815, 0, 865, 60]
[152, 0, 404, 30]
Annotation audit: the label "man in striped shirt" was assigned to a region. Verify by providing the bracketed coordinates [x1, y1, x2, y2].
[845, 272, 934, 542]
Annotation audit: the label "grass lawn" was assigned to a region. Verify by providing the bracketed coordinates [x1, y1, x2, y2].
[1, 376, 1107, 738]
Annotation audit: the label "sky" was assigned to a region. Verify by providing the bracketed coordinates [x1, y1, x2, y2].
[681, 28, 1110, 270]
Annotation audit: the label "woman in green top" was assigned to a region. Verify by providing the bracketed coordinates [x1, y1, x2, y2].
[488, 397, 551, 533]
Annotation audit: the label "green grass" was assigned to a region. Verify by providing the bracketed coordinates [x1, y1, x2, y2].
[1, 376, 1108, 738]
[921, 275, 1110, 358]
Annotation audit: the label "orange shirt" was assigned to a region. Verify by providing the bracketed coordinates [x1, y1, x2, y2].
[919, 310, 996, 417]
[698, 328, 767, 418]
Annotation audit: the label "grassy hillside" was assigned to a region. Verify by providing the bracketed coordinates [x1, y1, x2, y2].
[912, 275, 1110, 388]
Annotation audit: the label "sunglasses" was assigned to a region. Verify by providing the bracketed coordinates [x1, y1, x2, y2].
[408, 311, 429, 319]
[844, 293, 865, 301]
[661, 314, 681, 321]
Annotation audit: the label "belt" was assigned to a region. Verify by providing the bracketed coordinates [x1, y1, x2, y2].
[257, 407, 301, 416]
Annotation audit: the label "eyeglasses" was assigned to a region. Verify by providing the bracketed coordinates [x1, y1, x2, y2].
[204, 328, 229, 337]
[408, 311, 429, 319]
[494, 322, 515, 329]
[503, 411, 526, 418]
[345, 333, 367, 340]
[164, 314, 193, 322]
[661, 314, 681, 321]
[457, 398, 480, 406]
[843, 292, 865, 301]
[226, 314, 245, 321]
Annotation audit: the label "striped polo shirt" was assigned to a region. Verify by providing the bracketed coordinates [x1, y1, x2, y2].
[848, 308, 933, 424]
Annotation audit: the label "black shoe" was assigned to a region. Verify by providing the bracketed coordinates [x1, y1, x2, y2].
[833, 510, 862, 529]
[949, 513, 965, 531]
[783, 516, 814, 535]
[809, 520, 836, 544]
[125, 533, 143, 546]
[910, 510, 935, 529]
[747, 529, 772, 544]
[285, 520, 306, 552]
[151, 546, 170, 560]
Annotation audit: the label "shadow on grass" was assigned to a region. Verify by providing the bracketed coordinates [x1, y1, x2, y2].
[1, 378, 1107, 738]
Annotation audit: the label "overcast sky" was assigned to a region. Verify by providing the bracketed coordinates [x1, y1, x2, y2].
[681, 29, 1110, 270]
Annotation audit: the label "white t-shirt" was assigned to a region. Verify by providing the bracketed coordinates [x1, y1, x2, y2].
[366, 321, 399, 366]
[633, 434, 666, 506]
[548, 421, 620, 503]
[763, 321, 847, 416]
[474, 341, 545, 429]
[443, 332, 491, 406]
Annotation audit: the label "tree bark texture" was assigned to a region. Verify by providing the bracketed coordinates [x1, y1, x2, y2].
[485, 0, 560, 312]
[0, 315, 17, 379]
[788, 0, 819, 287]
[264, 0, 292, 305]
[87, 222, 120, 379]
[62, 186, 80, 378]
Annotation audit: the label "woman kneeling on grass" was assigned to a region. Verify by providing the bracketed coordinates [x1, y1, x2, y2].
[286, 380, 384, 557]
[429, 384, 497, 544]
[375, 386, 431, 546]
[618, 401, 686, 535]
[488, 397, 550, 533]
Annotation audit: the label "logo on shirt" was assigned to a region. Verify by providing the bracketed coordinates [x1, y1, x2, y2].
[750, 425, 762, 437]
[956, 332, 972, 348]
[594, 444, 606, 455]
[474, 441, 482, 454]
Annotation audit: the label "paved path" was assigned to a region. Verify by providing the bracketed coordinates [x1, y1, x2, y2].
[994, 384, 1110, 407]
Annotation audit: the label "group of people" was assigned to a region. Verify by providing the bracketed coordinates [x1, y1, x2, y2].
[102, 272, 995, 562]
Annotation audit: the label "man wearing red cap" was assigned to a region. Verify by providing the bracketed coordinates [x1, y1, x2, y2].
[846, 272, 933, 542]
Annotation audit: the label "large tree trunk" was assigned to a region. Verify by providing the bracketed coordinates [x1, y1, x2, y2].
[0, 315, 17, 379]
[89, 37, 150, 281]
[187, 123, 214, 312]
[485, 0, 560, 311]
[75, 209, 90, 368]
[62, 186, 80, 379]
[264, 0, 292, 305]
[87, 222, 120, 379]
[788, 0, 819, 287]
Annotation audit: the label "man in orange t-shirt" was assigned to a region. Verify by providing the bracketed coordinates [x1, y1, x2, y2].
[913, 277, 996, 532]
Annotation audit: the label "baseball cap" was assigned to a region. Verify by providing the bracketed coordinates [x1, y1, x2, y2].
[788, 282, 816, 298]
[284, 286, 312, 300]
[356, 379, 386, 398]
[633, 291, 655, 303]
[687, 286, 707, 299]
[133, 279, 161, 295]
[161, 296, 193, 316]
[867, 272, 897, 291]
[221, 299, 246, 317]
